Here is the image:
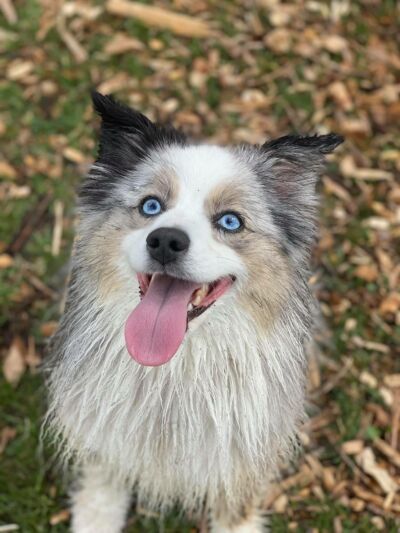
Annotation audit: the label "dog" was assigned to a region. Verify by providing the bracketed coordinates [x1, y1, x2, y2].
[45, 92, 343, 532]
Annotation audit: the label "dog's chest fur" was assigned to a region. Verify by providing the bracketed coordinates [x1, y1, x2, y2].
[47, 276, 309, 513]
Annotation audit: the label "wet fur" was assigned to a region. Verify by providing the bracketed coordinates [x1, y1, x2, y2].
[45, 93, 342, 532]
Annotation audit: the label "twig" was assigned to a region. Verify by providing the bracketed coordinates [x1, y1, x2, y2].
[0, 0, 17, 24]
[8, 193, 52, 254]
[51, 200, 64, 256]
[106, 0, 213, 38]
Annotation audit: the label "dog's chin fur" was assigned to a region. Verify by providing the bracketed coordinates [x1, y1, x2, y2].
[45, 93, 343, 531]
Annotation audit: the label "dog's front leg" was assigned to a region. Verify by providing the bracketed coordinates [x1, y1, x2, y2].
[209, 498, 267, 533]
[71, 462, 131, 533]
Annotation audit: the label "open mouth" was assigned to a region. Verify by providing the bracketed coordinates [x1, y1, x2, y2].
[124, 273, 234, 367]
[137, 273, 233, 322]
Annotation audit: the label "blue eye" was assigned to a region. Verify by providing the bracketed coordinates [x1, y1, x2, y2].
[217, 212, 243, 232]
[140, 197, 162, 216]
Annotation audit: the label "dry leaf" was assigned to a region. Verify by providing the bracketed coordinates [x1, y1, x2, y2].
[104, 33, 145, 55]
[329, 81, 353, 111]
[264, 28, 292, 53]
[341, 440, 364, 455]
[49, 509, 70, 525]
[321, 35, 348, 53]
[273, 494, 288, 513]
[40, 321, 58, 337]
[106, 0, 213, 38]
[356, 447, 398, 494]
[340, 155, 393, 181]
[3, 337, 26, 386]
[383, 374, 400, 388]
[6, 60, 34, 81]
[380, 293, 400, 315]
[359, 371, 378, 389]
[0, 161, 17, 179]
[354, 264, 378, 282]
[62, 147, 87, 164]
[0, 253, 13, 268]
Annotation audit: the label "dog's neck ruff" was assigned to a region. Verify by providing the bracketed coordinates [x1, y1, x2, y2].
[47, 270, 311, 514]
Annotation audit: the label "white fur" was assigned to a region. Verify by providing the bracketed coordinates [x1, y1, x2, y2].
[47, 143, 312, 531]
[71, 464, 131, 533]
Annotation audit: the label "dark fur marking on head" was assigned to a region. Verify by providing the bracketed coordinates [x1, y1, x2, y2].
[80, 92, 187, 209]
[262, 133, 344, 154]
[254, 133, 343, 257]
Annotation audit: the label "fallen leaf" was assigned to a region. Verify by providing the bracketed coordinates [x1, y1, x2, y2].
[383, 374, 400, 388]
[3, 337, 26, 386]
[356, 447, 398, 494]
[341, 440, 364, 455]
[0, 253, 13, 268]
[380, 293, 400, 315]
[359, 371, 378, 389]
[62, 147, 87, 164]
[49, 509, 70, 526]
[321, 35, 348, 53]
[0, 161, 17, 179]
[273, 493, 288, 513]
[40, 321, 58, 337]
[329, 81, 353, 111]
[104, 32, 145, 55]
[6, 60, 34, 81]
[340, 155, 393, 181]
[354, 264, 379, 282]
[264, 28, 292, 53]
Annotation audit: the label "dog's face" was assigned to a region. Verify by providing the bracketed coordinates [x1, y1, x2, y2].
[79, 93, 342, 366]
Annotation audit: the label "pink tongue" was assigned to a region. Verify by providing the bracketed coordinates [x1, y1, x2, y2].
[125, 274, 200, 366]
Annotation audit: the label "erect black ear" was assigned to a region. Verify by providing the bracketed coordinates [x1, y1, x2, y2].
[260, 133, 344, 188]
[256, 134, 343, 257]
[262, 133, 344, 156]
[90, 91, 186, 168]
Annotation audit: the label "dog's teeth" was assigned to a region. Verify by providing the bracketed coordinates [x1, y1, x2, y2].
[188, 303, 194, 312]
[192, 284, 208, 306]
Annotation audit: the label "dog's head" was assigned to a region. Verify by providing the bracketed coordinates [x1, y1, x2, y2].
[79, 92, 342, 366]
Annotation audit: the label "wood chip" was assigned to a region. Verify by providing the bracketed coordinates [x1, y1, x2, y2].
[340, 154, 393, 181]
[351, 336, 390, 354]
[3, 337, 26, 386]
[106, 0, 213, 38]
[383, 374, 400, 388]
[273, 493, 288, 513]
[341, 440, 364, 455]
[6, 60, 34, 81]
[379, 293, 400, 315]
[104, 32, 145, 55]
[62, 147, 87, 164]
[356, 447, 398, 494]
[0, 161, 17, 179]
[354, 264, 379, 282]
[0, 253, 13, 268]
[359, 370, 378, 389]
[49, 509, 70, 526]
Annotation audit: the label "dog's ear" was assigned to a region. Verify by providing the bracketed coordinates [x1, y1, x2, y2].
[262, 133, 343, 156]
[259, 133, 343, 193]
[91, 91, 186, 168]
[257, 134, 343, 256]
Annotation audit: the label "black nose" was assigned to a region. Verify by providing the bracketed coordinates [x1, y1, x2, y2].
[146, 227, 190, 265]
